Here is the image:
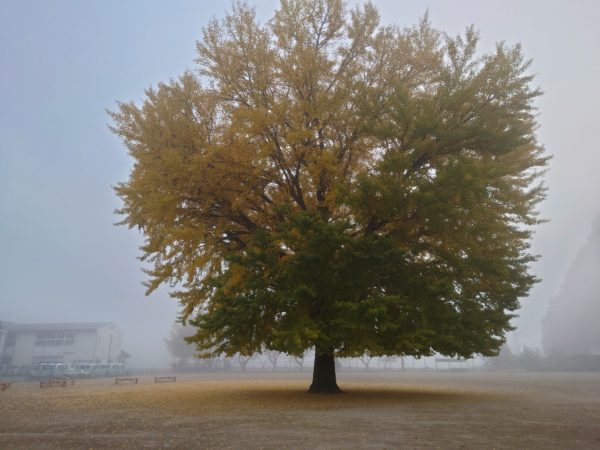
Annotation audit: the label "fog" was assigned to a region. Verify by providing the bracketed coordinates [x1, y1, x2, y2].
[543, 215, 600, 355]
[1, 0, 599, 368]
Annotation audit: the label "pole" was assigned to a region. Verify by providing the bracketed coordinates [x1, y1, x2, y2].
[107, 335, 113, 364]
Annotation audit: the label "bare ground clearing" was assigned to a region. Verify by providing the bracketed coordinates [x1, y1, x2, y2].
[1, 371, 599, 449]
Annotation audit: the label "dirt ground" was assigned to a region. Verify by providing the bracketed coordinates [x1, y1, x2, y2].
[0, 370, 599, 449]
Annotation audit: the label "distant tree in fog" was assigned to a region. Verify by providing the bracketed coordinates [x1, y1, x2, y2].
[237, 353, 254, 372]
[543, 215, 600, 356]
[289, 352, 305, 370]
[359, 355, 373, 370]
[379, 355, 398, 370]
[165, 323, 196, 367]
[116, 350, 132, 365]
[111, 0, 548, 393]
[485, 343, 517, 370]
[266, 350, 281, 371]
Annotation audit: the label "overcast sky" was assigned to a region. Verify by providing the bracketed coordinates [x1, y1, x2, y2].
[1, 0, 599, 367]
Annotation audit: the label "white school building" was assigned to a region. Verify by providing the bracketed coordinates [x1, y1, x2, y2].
[0, 322, 123, 367]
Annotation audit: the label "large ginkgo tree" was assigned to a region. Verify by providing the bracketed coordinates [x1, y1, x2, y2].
[110, 0, 548, 393]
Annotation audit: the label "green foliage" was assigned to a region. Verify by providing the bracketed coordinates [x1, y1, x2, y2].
[111, 0, 548, 361]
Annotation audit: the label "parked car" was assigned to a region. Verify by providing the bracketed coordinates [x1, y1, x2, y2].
[92, 363, 125, 377]
[71, 363, 125, 377]
[63, 365, 90, 378]
[72, 363, 96, 377]
[30, 363, 66, 379]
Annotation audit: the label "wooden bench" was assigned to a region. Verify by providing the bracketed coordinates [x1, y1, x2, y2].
[0, 381, 11, 392]
[154, 376, 176, 383]
[434, 357, 467, 370]
[115, 377, 138, 385]
[40, 379, 67, 388]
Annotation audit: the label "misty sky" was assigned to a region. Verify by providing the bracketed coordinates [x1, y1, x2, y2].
[1, 0, 599, 367]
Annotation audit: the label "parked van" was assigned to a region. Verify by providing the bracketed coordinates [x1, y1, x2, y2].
[108, 363, 125, 376]
[0, 365, 20, 377]
[63, 365, 90, 378]
[71, 363, 125, 377]
[93, 363, 125, 376]
[72, 363, 95, 377]
[30, 363, 66, 379]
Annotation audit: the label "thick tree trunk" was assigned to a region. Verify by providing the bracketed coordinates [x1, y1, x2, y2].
[308, 351, 342, 394]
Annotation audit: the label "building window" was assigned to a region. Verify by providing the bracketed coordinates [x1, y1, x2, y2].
[35, 331, 75, 346]
[32, 355, 63, 364]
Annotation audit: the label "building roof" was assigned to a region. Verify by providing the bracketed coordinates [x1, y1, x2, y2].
[7, 322, 120, 332]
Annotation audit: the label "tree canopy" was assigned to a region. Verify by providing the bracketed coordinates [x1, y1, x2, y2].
[164, 323, 197, 366]
[110, 0, 548, 393]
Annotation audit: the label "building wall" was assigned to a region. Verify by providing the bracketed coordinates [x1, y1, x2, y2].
[1, 324, 124, 366]
[28, 331, 96, 365]
[67, 331, 98, 364]
[11, 331, 37, 365]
